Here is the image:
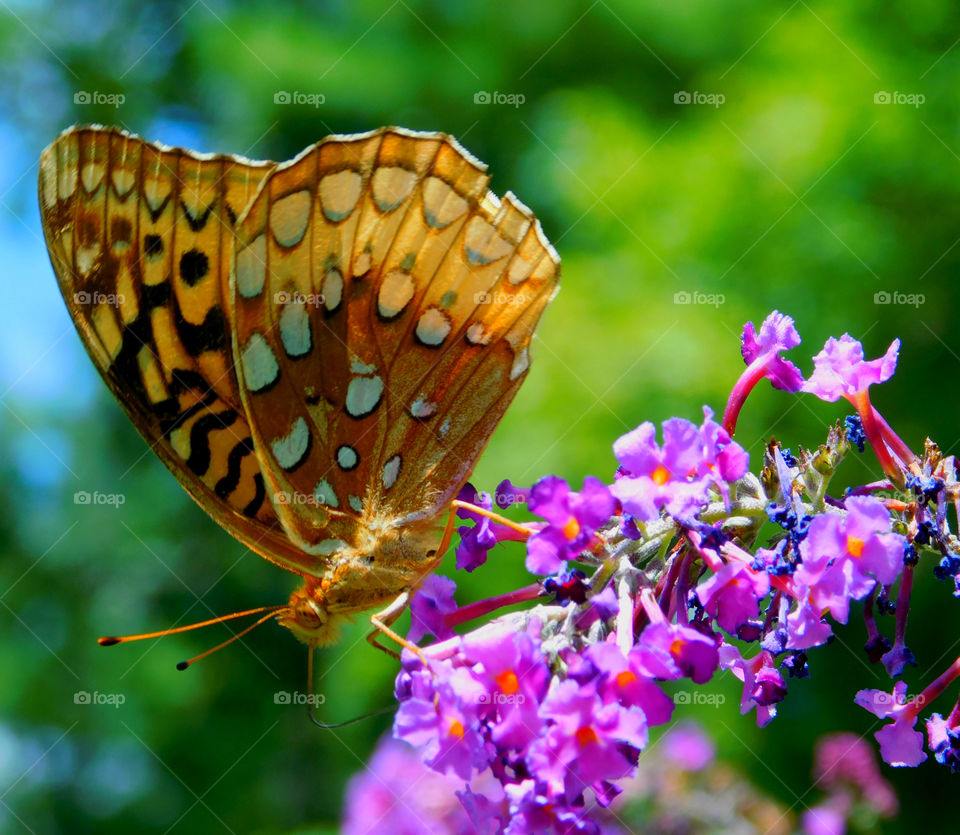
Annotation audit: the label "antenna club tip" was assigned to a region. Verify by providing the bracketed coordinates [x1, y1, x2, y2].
[98, 637, 120, 646]
[176, 660, 190, 671]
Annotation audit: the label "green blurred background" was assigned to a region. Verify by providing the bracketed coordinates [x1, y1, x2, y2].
[1, 0, 959, 831]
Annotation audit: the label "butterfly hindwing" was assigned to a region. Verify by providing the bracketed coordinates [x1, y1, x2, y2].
[231, 127, 560, 557]
[39, 126, 325, 577]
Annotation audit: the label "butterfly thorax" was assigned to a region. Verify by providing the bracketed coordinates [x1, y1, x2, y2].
[278, 519, 441, 646]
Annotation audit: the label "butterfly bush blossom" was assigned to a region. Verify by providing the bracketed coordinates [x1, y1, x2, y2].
[384, 310, 960, 834]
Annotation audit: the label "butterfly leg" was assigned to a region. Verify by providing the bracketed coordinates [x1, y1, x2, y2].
[449, 500, 533, 538]
[367, 590, 427, 662]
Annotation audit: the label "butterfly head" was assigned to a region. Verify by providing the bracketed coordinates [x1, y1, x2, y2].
[278, 583, 345, 647]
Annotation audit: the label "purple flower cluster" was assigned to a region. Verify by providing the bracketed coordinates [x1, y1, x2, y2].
[611, 407, 748, 524]
[392, 596, 725, 832]
[377, 310, 960, 832]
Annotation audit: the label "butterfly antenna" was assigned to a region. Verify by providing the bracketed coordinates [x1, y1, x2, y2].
[174, 609, 284, 670]
[98, 605, 286, 648]
[305, 647, 395, 730]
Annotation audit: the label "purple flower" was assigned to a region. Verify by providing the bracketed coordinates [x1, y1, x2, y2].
[751, 664, 787, 707]
[795, 497, 905, 623]
[783, 600, 834, 650]
[455, 484, 529, 572]
[527, 679, 648, 801]
[802, 335, 900, 403]
[343, 737, 494, 835]
[801, 804, 846, 835]
[661, 722, 715, 771]
[503, 780, 600, 835]
[408, 574, 458, 643]
[719, 645, 780, 727]
[742, 311, 805, 390]
[633, 621, 719, 685]
[495, 478, 530, 509]
[525, 476, 616, 575]
[855, 681, 927, 767]
[696, 561, 770, 633]
[927, 713, 960, 772]
[723, 311, 804, 433]
[611, 418, 712, 522]
[461, 628, 550, 752]
[583, 642, 675, 726]
[697, 407, 749, 492]
[393, 664, 490, 780]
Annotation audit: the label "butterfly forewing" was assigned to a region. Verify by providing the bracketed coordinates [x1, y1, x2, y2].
[38, 126, 325, 577]
[230, 127, 560, 559]
[41, 124, 560, 620]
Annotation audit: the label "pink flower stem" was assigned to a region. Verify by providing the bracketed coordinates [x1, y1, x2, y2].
[871, 406, 918, 468]
[722, 355, 771, 435]
[863, 588, 883, 645]
[639, 587, 667, 624]
[889, 563, 914, 658]
[656, 548, 684, 617]
[850, 390, 903, 486]
[443, 583, 542, 629]
[672, 550, 694, 625]
[911, 654, 960, 722]
[948, 699, 960, 727]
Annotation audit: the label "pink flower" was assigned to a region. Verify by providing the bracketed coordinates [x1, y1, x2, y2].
[696, 561, 770, 633]
[802, 335, 899, 403]
[855, 682, 927, 767]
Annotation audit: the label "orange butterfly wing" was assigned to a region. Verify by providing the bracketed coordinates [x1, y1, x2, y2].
[229, 127, 560, 559]
[38, 126, 321, 577]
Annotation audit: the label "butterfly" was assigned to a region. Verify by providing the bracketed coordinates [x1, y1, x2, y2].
[38, 125, 560, 661]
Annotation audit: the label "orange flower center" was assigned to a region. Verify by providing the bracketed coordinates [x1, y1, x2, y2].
[562, 516, 581, 540]
[847, 535, 864, 558]
[448, 719, 465, 740]
[575, 726, 599, 746]
[652, 465, 671, 486]
[670, 638, 685, 658]
[496, 670, 519, 695]
[616, 670, 637, 687]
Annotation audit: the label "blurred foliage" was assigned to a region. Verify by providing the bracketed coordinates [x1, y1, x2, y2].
[2, 0, 960, 832]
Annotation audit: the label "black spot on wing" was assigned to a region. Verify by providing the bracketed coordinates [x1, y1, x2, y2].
[174, 304, 227, 356]
[144, 234, 164, 260]
[141, 280, 171, 310]
[179, 249, 209, 286]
